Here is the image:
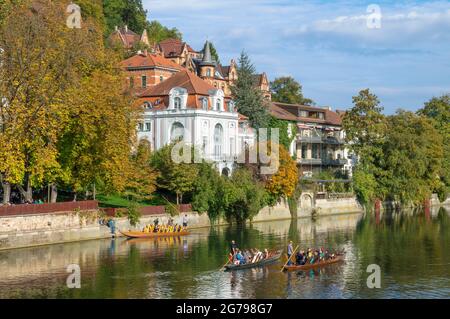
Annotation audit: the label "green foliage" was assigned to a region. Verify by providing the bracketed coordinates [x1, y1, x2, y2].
[231, 51, 269, 130]
[270, 76, 314, 105]
[103, 0, 147, 35]
[151, 143, 198, 204]
[418, 94, 450, 201]
[146, 20, 182, 44]
[267, 116, 297, 150]
[126, 201, 141, 226]
[344, 89, 446, 206]
[192, 165, 268, 223]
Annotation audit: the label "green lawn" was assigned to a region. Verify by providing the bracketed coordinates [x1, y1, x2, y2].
[97, 193, 167, 208]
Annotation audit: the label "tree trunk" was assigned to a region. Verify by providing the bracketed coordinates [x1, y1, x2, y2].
[1, 181, 11, 205]
[93, 183, 96, 200]
[176, 193, 180, 205]
[50, 184, 58, 203]
[73, 193, 77, 202]
[17, 175, 33, 203]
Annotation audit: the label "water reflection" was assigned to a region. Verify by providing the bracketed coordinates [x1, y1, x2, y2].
[0, 208, 449, 299]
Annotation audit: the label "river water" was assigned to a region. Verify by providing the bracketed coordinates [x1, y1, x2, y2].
[0, 209, 449, 299]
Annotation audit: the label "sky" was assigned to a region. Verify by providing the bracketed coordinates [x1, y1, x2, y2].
[143, 0, 450, 113]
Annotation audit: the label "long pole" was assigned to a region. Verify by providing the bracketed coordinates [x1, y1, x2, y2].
[280, 245, 299, 272]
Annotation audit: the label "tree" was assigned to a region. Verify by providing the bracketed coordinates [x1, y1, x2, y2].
[151, 143, 198, 204]
[102, 0, 147, 35]
[418, 94, 450, 201]
[0, 1, 102, 203]
[123, 140, 158, 202]
[265, 144, 298, 206]
[146, 20, 182, 44]
[270, 76, 314, 105]
[231, 51, 269, 130]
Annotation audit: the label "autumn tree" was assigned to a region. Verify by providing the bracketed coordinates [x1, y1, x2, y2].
[123, 140, 158, 201]
[270, 76, 314, 105]
[0, 1, 102, 203]
[265, 144, 298, 206]
[231, 51, 269, 130]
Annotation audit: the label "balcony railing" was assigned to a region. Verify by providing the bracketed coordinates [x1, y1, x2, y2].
[297, 158, 347, 166]
[297, 135, 345, 145]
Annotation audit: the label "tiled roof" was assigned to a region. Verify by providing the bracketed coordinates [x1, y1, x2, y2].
[120, 53, 184, 71]
[140, 70, 217, 97]
[270, 102, 342, 126]
[159, 38, 197, 57]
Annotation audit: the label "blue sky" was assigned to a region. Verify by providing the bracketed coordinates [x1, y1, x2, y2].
[143, 0, 450, 113]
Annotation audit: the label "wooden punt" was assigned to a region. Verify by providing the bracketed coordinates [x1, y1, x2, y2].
[224, 251, 282, 271]
[283, 255, 344, 271]
[120, 230, 190, 239]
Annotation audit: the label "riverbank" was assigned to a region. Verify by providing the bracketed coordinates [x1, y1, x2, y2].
[1, 195, 449, 251]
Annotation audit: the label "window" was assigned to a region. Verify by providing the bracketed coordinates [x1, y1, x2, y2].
[202, 136, 208, 154]
[312, 144, 319, 159]
[230, 137, 235, 156]
[214, 124, 223, 158]
[318, 112, 325, 120]
[142, 75, 147, 88]
[228, 102, 235, 112]
[206, 69, 211, 77]
[160, 75, 164, 82]
[145, 122, 151, 132]
[174, 97, 182, 110]
[138, 123, 144, 132]
[143, 102, 152, 110]
[171, 122, 184, 141]
[216, 100, 221, 111]
[301, 144, 307, 159]
[202, 98, 208, 110]
[299, 110, 308, 117]
[130, 77, 134, 88]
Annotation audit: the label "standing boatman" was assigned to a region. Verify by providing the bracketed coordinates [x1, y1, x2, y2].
[287, 241, 294, 265]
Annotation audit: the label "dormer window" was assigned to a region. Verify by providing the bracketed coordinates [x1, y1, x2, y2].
[206, 69, 211, 77]
[216, 100, 221, 111]
[174, 97, 182, 110]
[228, 101, 235, 112]
[142, 75, 147, 88]
[143, 102, 152, 110]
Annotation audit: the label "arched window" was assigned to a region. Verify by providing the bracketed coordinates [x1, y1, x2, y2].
[174, 97, 182, 110]
[202, 98, 208, 110]
[206, 69, 211, 77]
[216, 100, 221, 111]
[171, 122, 184, 142]
[214, 124, 223, 158]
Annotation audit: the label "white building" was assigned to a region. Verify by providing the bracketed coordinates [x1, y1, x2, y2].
[136, 69, 255, 175]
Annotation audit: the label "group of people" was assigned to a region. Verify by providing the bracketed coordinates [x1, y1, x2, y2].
[229, 240, 272, 265]
[287, 241, 339, 266]
[142, 215, 189, 234]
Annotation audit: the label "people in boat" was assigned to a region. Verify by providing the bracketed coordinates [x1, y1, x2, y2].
[230, 240, 238, 256]
[235, 249, 246, 265]
[263, 249, 270, 259]
[295, 250, 306, 265]
[287, 241, 294, 265]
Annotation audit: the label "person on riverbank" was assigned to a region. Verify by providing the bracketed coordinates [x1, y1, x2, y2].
[287, 241, 294, 265]
[182, 214, 188, 229]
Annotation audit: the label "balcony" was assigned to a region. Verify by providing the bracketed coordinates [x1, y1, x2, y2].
[297, 158, 347, 166]
[298, 135, 345, 145]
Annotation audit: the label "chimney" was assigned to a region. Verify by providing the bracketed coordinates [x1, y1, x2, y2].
[124, 25, 128, 32]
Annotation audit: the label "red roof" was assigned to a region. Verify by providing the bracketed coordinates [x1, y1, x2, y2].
[140, 70, 217, 97]
[158, 38, 197, 58]
[120, 52, 184, 71]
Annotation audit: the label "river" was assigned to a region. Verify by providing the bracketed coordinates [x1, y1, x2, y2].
[0, 208, 449, 299]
